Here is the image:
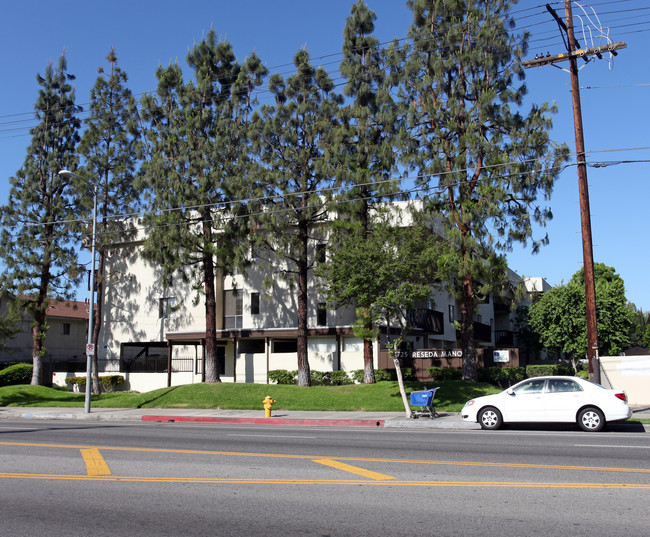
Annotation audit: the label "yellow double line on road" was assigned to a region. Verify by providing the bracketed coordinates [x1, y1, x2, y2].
[2, 441, 650, 489]
[1, 472, 649, 489]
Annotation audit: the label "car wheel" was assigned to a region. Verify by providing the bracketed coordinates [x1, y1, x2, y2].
[578, 407, 605, 432]
[478, 407, 503, 430]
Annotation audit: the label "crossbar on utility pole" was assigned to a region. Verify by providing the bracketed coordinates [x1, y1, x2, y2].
[521, 41, 626, 69]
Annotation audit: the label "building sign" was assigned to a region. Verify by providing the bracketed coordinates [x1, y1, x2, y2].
[395, 349, 463, 359]
[412, 349, 463, 359]
[493, 350, 510, 363]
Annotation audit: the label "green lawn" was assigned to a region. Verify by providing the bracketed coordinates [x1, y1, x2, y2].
[0, 380, 502, 412]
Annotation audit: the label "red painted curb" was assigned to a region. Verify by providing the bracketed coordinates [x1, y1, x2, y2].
[142, 415, 385, 427]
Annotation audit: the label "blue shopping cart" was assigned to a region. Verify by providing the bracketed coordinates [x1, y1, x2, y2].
[409, 387, 440, 419]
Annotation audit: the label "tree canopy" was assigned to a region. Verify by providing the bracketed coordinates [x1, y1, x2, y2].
[139, 30, 266, 383]
[78, 49, 140, 393]
[529, 263, 636, 358]
[396, 0, 569, 379]
[251, 49, 342, 387]
[0, 55, 82, 384]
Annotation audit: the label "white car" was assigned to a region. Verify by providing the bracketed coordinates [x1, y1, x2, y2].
[462, 376, 632, 432]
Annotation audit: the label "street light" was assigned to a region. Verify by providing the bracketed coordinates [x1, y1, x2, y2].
[59, 169, 97, 414]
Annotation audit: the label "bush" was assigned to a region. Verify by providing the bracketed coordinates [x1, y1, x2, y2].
[478, 367, 526, 387]
[268, 369, 297, 385]
[351, 369, 396, 383]
[426, 366, 462, 381]
[351, 369, 365, 383]
[330, 371, 353, 386]
[65, 375, 125, 392]
[310, 370, 353, 386]
[576, 370, 589, 379]
[310, 371, 331, 386]
[0, 363, 33, 386]
[526, 364, 573, 377]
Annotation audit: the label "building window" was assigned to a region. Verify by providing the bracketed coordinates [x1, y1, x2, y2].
[238, 339, 265, 354]
[316, 243, 326, 264]
[224, 290, 243, 329]
[342, 337, 363, 352]
[317, 302, 327, 326]
[272, 339, 297, 353]
[62, 323, 70, 335]
[251, 292, 260, 315]
[448, 304, 455, 323]
[159, 297, 176, 319]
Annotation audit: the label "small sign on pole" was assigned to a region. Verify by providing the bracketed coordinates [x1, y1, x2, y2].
[86, 343, 95, 356]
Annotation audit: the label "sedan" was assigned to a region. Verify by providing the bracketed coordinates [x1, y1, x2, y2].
[462, 376, 632, 431]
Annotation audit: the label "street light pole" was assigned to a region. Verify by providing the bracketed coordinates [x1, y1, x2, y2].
[59, 169, 97, 413]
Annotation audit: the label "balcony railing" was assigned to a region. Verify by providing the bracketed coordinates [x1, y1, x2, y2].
[407, 308, 444, 334]
[456, 321, 492, 342]
[495, 330, 514, 346]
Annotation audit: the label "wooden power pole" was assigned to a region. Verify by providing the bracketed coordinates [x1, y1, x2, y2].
[522, 2, 626, 384]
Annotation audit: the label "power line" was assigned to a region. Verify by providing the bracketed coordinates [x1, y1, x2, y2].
[1, 2, 645, 139]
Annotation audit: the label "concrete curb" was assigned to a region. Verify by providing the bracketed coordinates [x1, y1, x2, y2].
[142, 415, 387, 427]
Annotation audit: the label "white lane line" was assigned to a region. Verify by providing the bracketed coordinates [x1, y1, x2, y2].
[228, 434, 317, 439]
[574, 444, 650, 449]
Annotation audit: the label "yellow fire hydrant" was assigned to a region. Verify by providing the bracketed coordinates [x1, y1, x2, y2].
[263, 396, 276, 418]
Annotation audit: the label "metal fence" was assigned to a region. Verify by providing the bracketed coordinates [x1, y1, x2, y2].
[96, 356, 195, 374]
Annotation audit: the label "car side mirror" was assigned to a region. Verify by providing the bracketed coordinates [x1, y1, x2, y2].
[507, 388, 514, 396]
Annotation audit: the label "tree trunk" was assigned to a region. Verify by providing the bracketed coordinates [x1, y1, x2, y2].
[90, 249, 105, 395]
[31, 300, 47, 386]
[296, 219, 311, 387]
[363, 334, 375, 384]
[461, 275, 477, 381]
[203, 222, 221, 383]
[391, 348, 412, 418]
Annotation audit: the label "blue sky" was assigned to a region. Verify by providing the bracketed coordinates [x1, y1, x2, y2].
[1, 0, 649, 310]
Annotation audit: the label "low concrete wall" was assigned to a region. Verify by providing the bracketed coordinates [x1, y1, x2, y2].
[601, 355, 650, 405]
[52, 371, 208, 393]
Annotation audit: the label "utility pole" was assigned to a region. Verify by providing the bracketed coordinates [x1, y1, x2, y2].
[522, 2, 626, 384]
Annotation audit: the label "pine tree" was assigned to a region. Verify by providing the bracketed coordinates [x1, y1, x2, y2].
[0, 55, 82, 385]
[329, 0, 402, 384]
[78, 48, 140, 394]
[398, 0, 569, 380]
[251, 49, 343, 387]
[140, 31, 266, 383]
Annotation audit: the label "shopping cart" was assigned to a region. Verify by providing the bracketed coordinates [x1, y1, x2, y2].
[409, 387, 439, 419]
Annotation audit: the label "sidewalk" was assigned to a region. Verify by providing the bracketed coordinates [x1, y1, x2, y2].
[1, 406, 648, 431]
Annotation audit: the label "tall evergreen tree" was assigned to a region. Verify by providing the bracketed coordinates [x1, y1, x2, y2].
[0, 55, 82, 385]
[140, 31, 266, 383]
[252, 49, 342, 387]
[397, 0, 568, 380]
[330, 0, 402, 384]
[78, 49, 140, 394]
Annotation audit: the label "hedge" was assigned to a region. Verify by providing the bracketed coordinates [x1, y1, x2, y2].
[268, 369, 297, 385]
[65, 375, 125, 392]
[268, 368, 408, 385]
[426, 366, 462, 381]
[525, 364, 574, 377]
[0, 363, 33, 386]
[478, 366, 526, 387]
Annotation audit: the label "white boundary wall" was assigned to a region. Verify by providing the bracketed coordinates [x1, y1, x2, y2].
[601, 355, 650, 405]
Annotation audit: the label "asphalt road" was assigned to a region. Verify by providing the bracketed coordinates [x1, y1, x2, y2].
[1, 420, 649, 537]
